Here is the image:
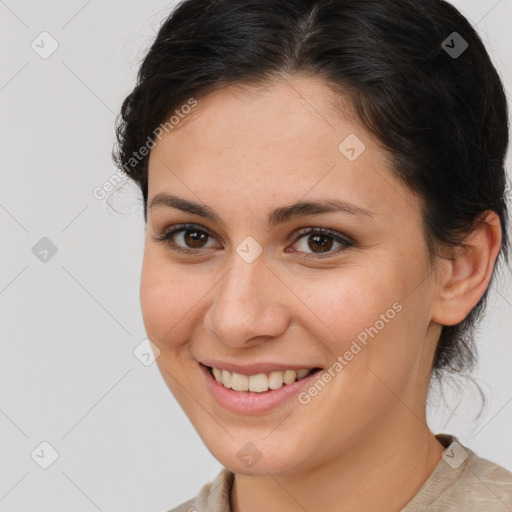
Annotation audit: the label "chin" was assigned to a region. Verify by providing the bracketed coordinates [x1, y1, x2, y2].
[201, 431, 315, 476]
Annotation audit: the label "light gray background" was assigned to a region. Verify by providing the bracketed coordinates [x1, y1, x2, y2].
[1, 1, 511, 511]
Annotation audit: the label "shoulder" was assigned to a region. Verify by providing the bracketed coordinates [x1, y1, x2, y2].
[403, 435, 512, 511]
[165, 468, 234, 512]
[461, 448, 512, 506]
[166, 497, 196, 512]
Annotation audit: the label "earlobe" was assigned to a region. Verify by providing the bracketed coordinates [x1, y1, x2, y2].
[431, 211, 502, 326]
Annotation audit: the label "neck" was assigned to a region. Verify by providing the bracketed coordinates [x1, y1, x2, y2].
[230, 410, 445, 512]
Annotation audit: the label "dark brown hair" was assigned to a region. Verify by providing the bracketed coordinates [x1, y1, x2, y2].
[113, 0, 510, 379]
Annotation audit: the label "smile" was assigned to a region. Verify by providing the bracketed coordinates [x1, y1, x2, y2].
[199, 362, 324, 415]
[209, 366, 315, 392]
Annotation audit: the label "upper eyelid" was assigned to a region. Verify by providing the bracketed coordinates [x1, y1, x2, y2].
[162, 223, 222, 243]
[159, 223, 353, 250]
[161, 223, 346, 239]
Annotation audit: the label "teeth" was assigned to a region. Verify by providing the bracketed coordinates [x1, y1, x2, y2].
[268, 371, 283, 389]
[210, 366, 315, 393]
[296, 369, 310, 379]
[231, 373, 249, 391]
[249, 373, 268, 392]
[283, 369, 296, 385]
[221, 369, 232, 389]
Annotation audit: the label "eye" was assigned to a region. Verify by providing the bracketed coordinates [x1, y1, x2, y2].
[153, 223, 220, 254]
[153, 223, 354, 259]
[287, 227, 354, 259]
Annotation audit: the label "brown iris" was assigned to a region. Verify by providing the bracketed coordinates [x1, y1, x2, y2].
[308, 233, 333, 253]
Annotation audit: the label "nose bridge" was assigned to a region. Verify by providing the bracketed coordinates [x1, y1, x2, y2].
[203, 251, 289, 346]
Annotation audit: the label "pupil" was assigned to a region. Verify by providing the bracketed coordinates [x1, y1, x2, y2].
[185, 230, 207, 248]
[308, 234, 332, 253]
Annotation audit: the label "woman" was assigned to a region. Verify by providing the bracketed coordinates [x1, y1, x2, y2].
[113, 0, 512, 510]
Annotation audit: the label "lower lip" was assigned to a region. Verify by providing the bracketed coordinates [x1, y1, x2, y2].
[199, 363, 322, 415]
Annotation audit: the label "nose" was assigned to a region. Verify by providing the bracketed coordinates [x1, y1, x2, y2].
[202, 253, 290, 347]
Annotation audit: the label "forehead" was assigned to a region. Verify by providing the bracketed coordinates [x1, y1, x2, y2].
[149, 75, 364, 168]
[146, 75, 418, 225]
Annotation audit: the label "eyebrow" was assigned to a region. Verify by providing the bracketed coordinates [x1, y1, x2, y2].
[149, 193, 374, 229]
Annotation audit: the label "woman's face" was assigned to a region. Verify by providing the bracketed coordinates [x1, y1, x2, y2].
[140, 75, 443, 476]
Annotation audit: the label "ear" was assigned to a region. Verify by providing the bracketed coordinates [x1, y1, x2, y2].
[431, 210, 502, 326]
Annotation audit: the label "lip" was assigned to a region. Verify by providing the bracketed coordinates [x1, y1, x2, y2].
[199, 362, 323, 415]
[199, 359, 321, 376]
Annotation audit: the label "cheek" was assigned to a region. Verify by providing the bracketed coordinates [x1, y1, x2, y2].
[298, 264, 424, 376]
[296, 268, 400, 344]
[139, 256, 206, 350]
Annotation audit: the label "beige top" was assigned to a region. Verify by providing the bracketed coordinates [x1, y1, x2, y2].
[167, 434, 512, 512]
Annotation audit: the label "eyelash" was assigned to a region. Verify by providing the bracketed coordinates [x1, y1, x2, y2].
[153, 223, 354, 259]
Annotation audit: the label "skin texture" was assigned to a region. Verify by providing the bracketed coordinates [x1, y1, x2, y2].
[140, 75, 501, 512]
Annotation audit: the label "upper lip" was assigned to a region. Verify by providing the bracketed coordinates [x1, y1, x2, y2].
[199, 360, 322, 376]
